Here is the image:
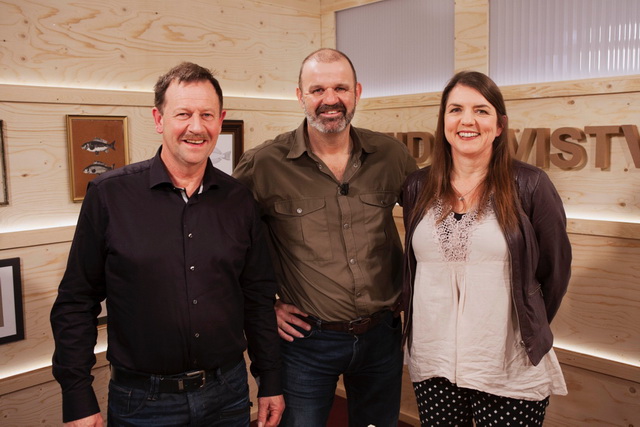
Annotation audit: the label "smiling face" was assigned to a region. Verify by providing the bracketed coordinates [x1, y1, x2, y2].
[296, 57, 361, 135]
[444, 84, 503, 163]
[153, 80, 226, 174]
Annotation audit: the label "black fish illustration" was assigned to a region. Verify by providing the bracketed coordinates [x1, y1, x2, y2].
[82, 138, 116, 154]
[82, 161, 115, 175]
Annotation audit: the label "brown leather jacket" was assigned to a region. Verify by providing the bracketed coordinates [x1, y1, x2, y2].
[401, 160, 571, 366]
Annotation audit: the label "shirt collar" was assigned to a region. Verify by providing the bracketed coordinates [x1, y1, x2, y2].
[149, 146, 218, 191]
[286, 119, 377, 160]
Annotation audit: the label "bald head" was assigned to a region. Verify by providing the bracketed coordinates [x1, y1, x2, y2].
[298, 48, 358, 89]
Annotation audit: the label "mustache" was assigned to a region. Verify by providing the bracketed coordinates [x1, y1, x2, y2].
[182, 133, 207, 140]
[316, 102, 346, 115]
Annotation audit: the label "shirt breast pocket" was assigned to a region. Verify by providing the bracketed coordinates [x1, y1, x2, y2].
[273, 198, 332, 261]
[359, 192, 398, 251]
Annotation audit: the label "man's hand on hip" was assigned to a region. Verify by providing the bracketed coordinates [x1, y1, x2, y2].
[274, 301, 311, 341]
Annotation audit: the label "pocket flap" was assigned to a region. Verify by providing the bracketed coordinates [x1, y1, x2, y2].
[359, 192, 398, 208]
[274, 198, 326, 216]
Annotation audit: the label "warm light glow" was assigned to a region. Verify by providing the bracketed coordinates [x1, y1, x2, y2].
[554, 340, 640, 368]
[0, 80, 296, 101]
[0, 342, 107, 380]
[0, 218, 78, 234]
[564, 207, 640, 224]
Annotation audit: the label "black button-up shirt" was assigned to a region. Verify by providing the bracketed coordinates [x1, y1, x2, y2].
[51, 148, 281, 422]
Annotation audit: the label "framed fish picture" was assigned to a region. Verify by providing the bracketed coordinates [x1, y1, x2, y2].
[66, 115, 129, 202]
[210, 120, 243, 175]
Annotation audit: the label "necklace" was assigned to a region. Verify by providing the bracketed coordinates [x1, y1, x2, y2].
[452, 180, 482, 201]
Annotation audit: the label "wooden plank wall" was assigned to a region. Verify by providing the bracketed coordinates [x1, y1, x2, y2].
[1, 0, 639, 425]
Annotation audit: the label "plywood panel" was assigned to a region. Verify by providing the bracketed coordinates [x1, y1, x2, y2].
[454, 0, 489, 74]
[552, 233, 640, 365]
[546, 364, 640, 426]
[0, 0, 320, 98]
[0, 242, 112, 378]
[0, 365, 110, 426]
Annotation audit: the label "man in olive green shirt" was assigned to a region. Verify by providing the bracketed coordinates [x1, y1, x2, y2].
[233, 48, 417, 427]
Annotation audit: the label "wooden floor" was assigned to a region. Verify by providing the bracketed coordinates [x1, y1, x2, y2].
[250, 395, 415, 426]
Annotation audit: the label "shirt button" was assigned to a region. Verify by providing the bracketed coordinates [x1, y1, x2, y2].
[188, 233, 193, 238]
[349, 258, 356, 265]
[343, 223, 350, 229]
[192, 299, 198, 305]
[353, 163, 359, 168]
[296, 208, 303, 214]
[194, 333, 200, 338]
[190, 266, 195, 271]
[318, 164, 323, 169]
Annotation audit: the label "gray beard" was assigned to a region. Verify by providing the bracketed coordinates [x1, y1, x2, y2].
[305, 109, 356, 134]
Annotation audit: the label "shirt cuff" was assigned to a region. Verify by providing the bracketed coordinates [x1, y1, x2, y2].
[256, 368, 283, 397]
[62, 387, 100, 423]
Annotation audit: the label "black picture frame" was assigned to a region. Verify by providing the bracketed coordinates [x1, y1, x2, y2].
[0, 258, 25, 344]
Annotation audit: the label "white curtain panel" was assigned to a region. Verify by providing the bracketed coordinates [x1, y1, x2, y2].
[490, 0, 640, 85]
[337, 0, 455, 98]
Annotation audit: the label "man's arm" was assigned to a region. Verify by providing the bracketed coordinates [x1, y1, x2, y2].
[51, 184, 107, 422]
[239, 200, 284, 397]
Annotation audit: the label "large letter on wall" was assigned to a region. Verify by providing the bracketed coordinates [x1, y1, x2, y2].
[509, 128, 550, 168]
[620, 125, 640, 168]
[585, 125, 622, 170]
[550, 127, 587, 170]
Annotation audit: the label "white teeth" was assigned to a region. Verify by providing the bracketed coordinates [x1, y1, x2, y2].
[185, 139, 205, 144]
[459, 132, 478, 138]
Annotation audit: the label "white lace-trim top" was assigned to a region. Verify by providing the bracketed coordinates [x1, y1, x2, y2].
[407, 200, 567, 400]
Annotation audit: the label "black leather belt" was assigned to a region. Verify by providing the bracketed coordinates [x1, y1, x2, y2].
[302, 310, 391, 335]
[110, 356, 242, 393]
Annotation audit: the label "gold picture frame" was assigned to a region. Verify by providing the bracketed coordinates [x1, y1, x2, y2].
[66, 115, 129, 202]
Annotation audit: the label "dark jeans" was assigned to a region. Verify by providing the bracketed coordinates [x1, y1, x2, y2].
[280, 311, 403, 427]
[107, 360, 251, 426]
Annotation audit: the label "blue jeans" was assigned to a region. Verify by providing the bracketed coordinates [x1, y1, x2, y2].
[107, 360, 251, 426]
[281, 311, 403, 427]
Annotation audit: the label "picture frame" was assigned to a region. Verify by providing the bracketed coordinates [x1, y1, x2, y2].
[66, 115, 130, 202]
[210, 120, 244, 175]
[0, 258, 25, 345]
[0, 120, 8, 206]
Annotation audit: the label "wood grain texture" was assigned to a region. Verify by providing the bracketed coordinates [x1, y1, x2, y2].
[0, 0, 320, 98]
[546, 364, 640, 426]
[0, 364, 110, 426]
[454, 0, 489, 74]
[552, 233, 640, 364]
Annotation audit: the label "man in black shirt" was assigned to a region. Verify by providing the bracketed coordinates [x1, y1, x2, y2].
[51, 62, 284, 427]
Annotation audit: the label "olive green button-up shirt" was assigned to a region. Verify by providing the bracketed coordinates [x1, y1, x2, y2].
[234, 120, 418, 321]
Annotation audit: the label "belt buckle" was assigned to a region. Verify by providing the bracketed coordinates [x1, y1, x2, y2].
[178, 370, 206, 391]
[348, 317, 371, 334]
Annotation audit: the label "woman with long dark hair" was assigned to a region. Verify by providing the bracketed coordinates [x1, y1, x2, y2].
[401, 71, 571, 426]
